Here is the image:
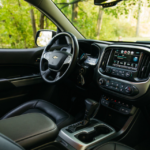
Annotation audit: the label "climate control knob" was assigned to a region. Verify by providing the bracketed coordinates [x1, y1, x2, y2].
[99, 79, 105, 85]
[125, 86, 132, 94]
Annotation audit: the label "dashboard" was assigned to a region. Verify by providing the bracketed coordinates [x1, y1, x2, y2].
[77, 40, 150, 102]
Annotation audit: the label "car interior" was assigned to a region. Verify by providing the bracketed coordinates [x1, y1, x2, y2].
[1, 0, 150, 150]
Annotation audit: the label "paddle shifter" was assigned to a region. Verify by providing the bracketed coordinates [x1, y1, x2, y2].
[67, 99, 99, 133]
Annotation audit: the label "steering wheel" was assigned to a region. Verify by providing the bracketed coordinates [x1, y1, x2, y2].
[40, 32, 79, 83]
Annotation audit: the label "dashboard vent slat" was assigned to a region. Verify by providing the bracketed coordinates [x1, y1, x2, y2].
[138, 53, 150, 79]
[100, 50, 111, 71]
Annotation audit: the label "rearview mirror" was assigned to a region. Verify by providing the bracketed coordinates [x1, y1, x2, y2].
[94, 0, 122, 8]
[35, 30, 56, 47]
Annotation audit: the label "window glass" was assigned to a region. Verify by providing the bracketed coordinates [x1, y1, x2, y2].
[53, 0, 150, 42]
[0, 0, 57, 49]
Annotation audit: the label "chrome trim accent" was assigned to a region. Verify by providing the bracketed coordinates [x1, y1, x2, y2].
[59, 119, 115, 150]
[97, 44, 150, 99]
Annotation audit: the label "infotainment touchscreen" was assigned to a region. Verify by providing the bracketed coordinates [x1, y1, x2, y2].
[110, 49, 141, 69]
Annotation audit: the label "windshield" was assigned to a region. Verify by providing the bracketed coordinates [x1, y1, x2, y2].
[53, 0, 150, 42]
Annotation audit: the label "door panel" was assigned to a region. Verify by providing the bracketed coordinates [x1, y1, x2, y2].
[0, 47, 45, 118]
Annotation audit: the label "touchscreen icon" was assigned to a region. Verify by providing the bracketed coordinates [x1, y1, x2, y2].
[131, 51, 134, 55]
[136, 52, 140, 55]
[135, 64, 138, 68]
[115, 50, 119, 53]
[124, 50, 127, 54]
[133, 57, 138, 62]
[121, 50, 124, 54]
[127, 51, 130, 55]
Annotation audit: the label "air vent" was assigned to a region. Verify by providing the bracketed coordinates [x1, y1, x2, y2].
[137, 53, 150, 79]
[100, 50, 111, 71]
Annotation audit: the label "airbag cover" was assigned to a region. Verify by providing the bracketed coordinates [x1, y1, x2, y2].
[48, 52, 68, 70]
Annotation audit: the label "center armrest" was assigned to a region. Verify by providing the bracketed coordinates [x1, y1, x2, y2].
[0, 113, 58, 149]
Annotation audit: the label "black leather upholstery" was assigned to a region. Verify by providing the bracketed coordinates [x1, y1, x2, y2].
[94, 142, 135, 150]
[1, 99, 74, 129]
[0, 113, 58, 149]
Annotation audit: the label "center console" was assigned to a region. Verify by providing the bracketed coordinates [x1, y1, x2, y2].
[97, 45, 150, 99]
[57, 119, 115, 150]
[54, 99, 116, 150]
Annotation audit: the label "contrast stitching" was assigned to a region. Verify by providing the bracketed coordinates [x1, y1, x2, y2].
[15, 126, 57, 143]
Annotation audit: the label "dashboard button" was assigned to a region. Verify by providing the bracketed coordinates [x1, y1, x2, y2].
[110, 82, 115, 86]
[120, 62, 124, 65]
[114, 87, 119, 91]
[121, 108, 125, 112]
[124, 109, 130, 114]
[111, 71, 116, 75]
[125, 72, 131, 77]
[115, 83, 119, 87]
[119, 70, 125, 74]
[120, 88, 123, 92]
[106, 68, 111, 74]
[101, 100, 105, 104]
[116, 73, 120, 76]
[120, 73, 125, 77]
[105, 101, 109, 105]
[109, 86, 113, 89]
[120, 85, 124, 88]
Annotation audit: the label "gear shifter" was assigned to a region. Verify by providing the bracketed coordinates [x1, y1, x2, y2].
[83, 99, 99, 125]
[67, 99, 99, 133]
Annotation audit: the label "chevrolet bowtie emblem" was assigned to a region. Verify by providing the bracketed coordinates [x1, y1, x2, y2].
[53, 56, 58, 59]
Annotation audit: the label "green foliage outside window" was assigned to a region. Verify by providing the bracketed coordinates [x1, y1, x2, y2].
[54, 0, 150, 42]
[1, 0, 150, 49]
[0, 0, 56, 49]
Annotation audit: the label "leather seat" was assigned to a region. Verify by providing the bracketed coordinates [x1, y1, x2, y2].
[94, 142, 135, 150]
[1, 99, 74, 129]
[0, 134, 135, 150]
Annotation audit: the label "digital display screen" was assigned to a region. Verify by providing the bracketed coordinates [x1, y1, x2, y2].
[112, 49, 141, 68]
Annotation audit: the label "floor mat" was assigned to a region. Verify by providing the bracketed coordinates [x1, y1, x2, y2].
[135, 139, 150, 150]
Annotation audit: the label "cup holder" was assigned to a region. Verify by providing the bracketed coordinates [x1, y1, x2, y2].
[75, 125, 112, 143]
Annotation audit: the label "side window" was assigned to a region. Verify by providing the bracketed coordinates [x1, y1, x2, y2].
[0, 0, 57, 49]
